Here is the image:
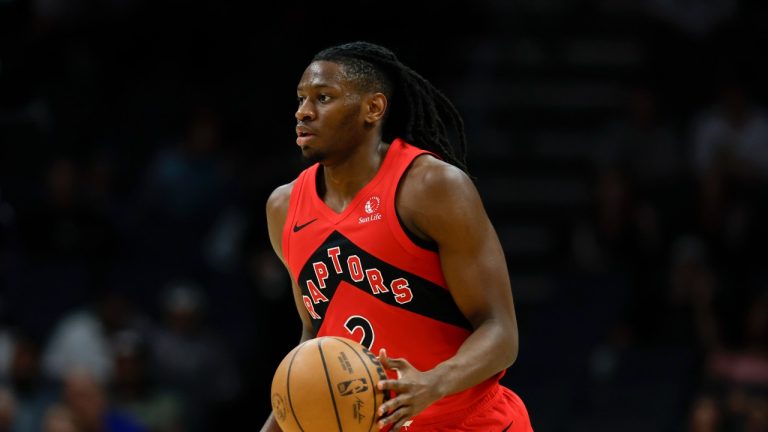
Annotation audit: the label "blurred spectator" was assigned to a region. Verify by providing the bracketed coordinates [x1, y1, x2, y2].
[148, 281, 240, 432]
[689, 395, 720, 432]
[0, 387, 15, 432]
[689, 291, 768, 431]
[42, 290, 148, 384]
[688, 99, 763, 276]
[0, 331, 11, 381]
[587, 83, 682, 282]
[41, 404, 78, 432]
[202, 206, 248, 275]
[139, 106, 235, 249]
[13, 158, 119, 337]
[691, 82, 768, 181]
[570, 168, 636, 273]
[595, 84, 684, 188]
[132, 107, 235, 290]
[110, 330, 182, 432]
[20, 159, 85, 260]
[659, 236, 720, 350]
[4, 333, 57, 432]
[61, 368, 146, 432]
[140, 108, 228, 222]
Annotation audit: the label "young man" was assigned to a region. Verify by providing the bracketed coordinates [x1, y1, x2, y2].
[262, 41, 532, 431]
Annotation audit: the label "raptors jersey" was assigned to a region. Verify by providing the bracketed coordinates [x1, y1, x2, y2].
[282, 139, 505, 427]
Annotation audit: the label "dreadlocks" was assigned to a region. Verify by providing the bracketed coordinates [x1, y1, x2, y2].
[313, 41, 469, 173]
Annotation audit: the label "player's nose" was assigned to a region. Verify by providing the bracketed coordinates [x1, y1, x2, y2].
[295, 100, 315, 122]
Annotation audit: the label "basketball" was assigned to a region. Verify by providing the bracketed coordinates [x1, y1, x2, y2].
[271, 336, 388, 432]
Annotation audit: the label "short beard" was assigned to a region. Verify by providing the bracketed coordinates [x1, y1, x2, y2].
[301, 149, 326, 165]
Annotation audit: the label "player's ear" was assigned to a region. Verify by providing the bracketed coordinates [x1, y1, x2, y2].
[365, 92, 387, 124]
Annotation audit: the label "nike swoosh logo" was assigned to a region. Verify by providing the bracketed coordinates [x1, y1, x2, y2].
[292, 218, 318, 232]
[502, 422, 513, 431]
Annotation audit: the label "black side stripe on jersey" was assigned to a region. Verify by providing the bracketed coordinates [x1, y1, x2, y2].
[297, 231, 472, 332]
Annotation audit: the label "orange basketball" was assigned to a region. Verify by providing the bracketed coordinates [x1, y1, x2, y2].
[271, 336, 388, 432]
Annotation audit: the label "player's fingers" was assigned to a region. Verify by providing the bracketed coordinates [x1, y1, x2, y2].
[378, 348, 391, 367]
[377, 392, 412, 417]
[377, 379, 409, 393]
[378, 348, 388, 361]
[381, 356, 410, 370]
[379, 348, 395, 369]
[377, 405, 409, 430]
[379, 358, 412, 378]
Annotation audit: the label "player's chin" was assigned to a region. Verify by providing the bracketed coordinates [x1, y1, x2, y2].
[301, 148, 326, 165]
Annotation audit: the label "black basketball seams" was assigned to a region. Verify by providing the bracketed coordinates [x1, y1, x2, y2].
[286, 343, 307, 432]
[318, 339, 344, 431]
[332, 337, 380, 432]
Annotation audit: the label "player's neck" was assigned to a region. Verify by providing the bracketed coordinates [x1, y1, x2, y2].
[320, 138, 389, 209]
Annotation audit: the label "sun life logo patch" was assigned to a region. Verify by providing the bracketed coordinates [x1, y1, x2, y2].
[364, 196, 380, 214]
[359, 196, 382, 224]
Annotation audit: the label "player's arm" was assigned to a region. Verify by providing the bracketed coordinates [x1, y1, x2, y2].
[377, 156, 519, 430]
[261, 182, 317, 432]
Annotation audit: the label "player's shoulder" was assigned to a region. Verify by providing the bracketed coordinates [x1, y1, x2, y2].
[404, 154, 475, 197]
[266, 180, 296, 219]
[399, 154, 484, 239]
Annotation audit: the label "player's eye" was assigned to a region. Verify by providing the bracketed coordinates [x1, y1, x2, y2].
[296, 96, 306, 105]
[318, 94, 331, 103]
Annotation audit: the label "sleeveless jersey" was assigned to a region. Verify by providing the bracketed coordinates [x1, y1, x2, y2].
[282, 138, 502, 426]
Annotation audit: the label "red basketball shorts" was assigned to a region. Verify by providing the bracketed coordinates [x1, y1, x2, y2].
[401, 385, 533, 432]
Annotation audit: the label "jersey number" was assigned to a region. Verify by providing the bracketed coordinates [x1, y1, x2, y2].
[344, 315, 375, 350]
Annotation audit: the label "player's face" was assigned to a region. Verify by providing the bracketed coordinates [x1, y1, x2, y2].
[295, 61, 366, 164]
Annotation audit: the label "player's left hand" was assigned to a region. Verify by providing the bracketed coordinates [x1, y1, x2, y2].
[376, 348, 443, 431]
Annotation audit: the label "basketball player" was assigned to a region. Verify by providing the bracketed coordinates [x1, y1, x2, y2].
[261, 41, 532, 431]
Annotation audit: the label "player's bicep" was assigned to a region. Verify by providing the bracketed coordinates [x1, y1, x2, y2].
[440, 216, 513, 327]
[415, 169, 514, 327]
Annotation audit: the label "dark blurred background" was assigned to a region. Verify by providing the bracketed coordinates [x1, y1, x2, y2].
[2, 0, 768, 431]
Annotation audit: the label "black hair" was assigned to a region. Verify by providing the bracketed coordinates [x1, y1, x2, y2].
[313, 41, 469, 172]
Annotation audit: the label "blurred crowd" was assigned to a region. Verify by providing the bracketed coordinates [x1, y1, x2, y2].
[1, 0, 767, 431]
[580, 79, 768, 431]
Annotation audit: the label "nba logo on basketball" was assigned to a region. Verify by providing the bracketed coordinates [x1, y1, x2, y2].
[338, 378, 369, 396]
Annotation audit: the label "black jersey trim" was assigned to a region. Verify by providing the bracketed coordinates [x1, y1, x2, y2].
[395, 209, 438, 252]
[297, 231, 471, 333]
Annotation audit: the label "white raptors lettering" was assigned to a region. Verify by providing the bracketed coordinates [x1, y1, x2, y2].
[302, 245, 414, 319]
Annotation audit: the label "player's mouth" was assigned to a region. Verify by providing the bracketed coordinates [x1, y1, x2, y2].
[296, 127, 316, 146]
[296, 132, 315, 146]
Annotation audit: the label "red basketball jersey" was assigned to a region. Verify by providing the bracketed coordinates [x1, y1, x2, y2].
[282, 138, 503, 426]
